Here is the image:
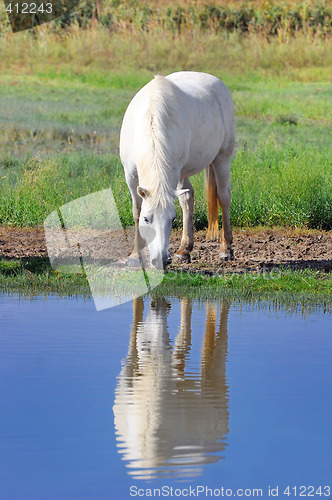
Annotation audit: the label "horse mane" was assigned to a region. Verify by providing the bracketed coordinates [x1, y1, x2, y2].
[137, 75, 181, 209]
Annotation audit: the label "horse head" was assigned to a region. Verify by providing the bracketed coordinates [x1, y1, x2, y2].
[137, 186, 188, 270]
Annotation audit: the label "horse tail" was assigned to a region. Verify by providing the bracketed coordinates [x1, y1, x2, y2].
[205, 164, 220, 241]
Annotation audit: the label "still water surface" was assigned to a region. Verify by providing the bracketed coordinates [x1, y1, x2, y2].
[0, 294, 331, 499]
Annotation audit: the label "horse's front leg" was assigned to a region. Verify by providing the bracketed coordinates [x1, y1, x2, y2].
[126, 174, 144, 267]
[174, 178, 194, 263]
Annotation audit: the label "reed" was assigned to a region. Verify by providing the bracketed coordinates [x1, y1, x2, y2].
[2, 0, 330, 37]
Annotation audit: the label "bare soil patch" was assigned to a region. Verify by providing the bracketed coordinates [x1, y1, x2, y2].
[1, 226, 331, 274]
[169, 228, 332, 274]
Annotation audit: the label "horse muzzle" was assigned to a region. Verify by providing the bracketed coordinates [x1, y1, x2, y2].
[151, 253, 172, 270]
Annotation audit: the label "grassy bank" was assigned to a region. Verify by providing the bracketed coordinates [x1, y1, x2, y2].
[0, 258, 331, 309]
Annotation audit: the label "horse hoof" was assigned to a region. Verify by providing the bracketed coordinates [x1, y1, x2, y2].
[220, 250, 234, 261]
[128, 255, 141, 267]
[174, 253, 191, 263]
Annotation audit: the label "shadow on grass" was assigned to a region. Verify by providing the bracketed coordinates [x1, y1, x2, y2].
[0, 256, 90, 296]
[258, 259, 332, 273]
[0, 257, 54, 275]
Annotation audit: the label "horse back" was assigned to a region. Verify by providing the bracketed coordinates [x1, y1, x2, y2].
[166, 72, 235, 172]
[120, 72, 235, 180]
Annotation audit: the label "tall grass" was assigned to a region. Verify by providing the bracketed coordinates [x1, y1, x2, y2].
[0, 0, 331, 81]
[0, 27, 331, 82]
[1, 0, 331, 37]
[1, 131, 331, 230]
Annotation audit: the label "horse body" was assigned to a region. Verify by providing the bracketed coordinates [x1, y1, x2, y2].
[167, 72, 235, 176]
[120, 71, 235, 269]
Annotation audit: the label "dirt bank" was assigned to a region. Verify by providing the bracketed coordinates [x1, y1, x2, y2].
[1, 226, 331, 274]
[169, 228, 332, 274]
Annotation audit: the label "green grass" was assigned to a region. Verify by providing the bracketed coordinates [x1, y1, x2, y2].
[1, 144, 331, 229]
[159, 268, 332, 308]
[0, 73, 331, 230]
[0, 258, 331, 309]
[0, 258, 89, 295]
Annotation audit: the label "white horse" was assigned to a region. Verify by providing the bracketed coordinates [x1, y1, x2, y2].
[120, 71, 235, 270]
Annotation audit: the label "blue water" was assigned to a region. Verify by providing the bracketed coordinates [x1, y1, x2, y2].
[0, 294, 331, 500]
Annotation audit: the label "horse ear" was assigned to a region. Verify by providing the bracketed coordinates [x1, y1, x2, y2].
[176, 188, 190, 198]
[137, 186, 148, 199]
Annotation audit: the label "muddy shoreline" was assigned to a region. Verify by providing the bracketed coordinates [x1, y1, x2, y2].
[1, 226, 331, 274]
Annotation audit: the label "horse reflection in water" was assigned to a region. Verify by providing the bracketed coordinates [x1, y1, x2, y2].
[113, 297, 230, 480]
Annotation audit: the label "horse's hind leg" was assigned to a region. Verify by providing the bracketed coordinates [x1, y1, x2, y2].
[211, 150, 234, 260]
[174, 178, 194, 263]
[206, 164, 219, 241]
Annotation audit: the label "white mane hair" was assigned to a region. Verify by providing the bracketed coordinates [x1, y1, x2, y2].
[137, 75, 182, 209]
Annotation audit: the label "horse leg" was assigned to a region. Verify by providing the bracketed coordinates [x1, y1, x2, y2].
[174, 178, 194, 263]
[206, 164, 219, 241]
[126, 173, 144, 266]
[211, 150, 234, 260]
